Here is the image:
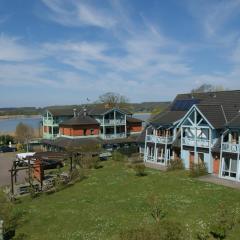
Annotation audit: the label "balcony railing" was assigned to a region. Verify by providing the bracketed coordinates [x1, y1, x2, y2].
[43, 119, 59, 125]
[182, 137, 213, 148]
[146, 135, 174, 144]
[43, 133, 59, 139]
[100, 133, 126, 139]
[222, 142, 240, 153]
[98, 119, 125, 125]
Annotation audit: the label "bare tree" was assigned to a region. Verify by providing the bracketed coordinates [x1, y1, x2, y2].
[15, 122, 34, 152]
[191, 84, 227, 93]
[98, 92, 129, 108]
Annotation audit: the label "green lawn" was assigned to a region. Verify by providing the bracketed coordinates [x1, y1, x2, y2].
[15, 161, 240, 240]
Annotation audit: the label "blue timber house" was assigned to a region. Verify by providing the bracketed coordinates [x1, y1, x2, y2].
[142, 90, 240, 182]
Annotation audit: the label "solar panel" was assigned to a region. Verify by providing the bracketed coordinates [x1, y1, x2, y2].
[171, 99, 200, 111]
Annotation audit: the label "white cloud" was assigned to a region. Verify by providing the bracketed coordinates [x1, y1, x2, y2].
[185, 0, 240, 43]
[0, 34, 44, 62]
[41, 0, 116, 28]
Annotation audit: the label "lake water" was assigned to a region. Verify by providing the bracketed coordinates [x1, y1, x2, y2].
[0, 117, 42, 133]
[0, 113, 151, 133]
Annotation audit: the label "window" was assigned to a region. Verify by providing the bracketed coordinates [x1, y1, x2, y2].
[222, 158, 237, 179]
[90, 129, 94, 135]
[83, 129, 87, 136]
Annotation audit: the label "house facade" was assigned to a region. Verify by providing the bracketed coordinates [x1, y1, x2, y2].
[42, 105, 142, 140]
[143, 90, 240, 182]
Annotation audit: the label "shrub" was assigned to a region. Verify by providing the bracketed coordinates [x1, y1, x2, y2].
[167, 158, 184, 171]
[147, 195, 166, 223]
[120, 226, 151, 240]
[189, 163, 208, 178]
[120, 220, 185, 240]
[112, 151, 126, 162]
[0, 192, 26, 240]
[80, 156, 100, 169]
[12, 232, 28, 240]
[119, 145, 139, 157]
[134, 164, 146, 176]
[69, 168, 85, 183]
[195, 204, 240, 240]
[128, 153, 143, 164]
[155, 220, 184, 240]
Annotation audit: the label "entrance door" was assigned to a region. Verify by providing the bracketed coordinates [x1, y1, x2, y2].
[222, 157, 237, 179]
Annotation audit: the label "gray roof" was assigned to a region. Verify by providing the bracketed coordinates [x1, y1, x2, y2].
[151, 90, 240, 129]
[226, 112, 240, 129]
[42, 135, 140, 149]
[87, 105, 132, 115]
[126, 116, 143, 123]
[59, 114, 99, 126]
[47, 108, 76, 117]
[196, 104, 227, 129]
[46, 105, 132, 117]
[42, 137, 102, 149]
[151, 111, 186, 127]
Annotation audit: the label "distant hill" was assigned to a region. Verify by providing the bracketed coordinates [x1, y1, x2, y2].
[130, 102, 170, 113]
[0, 101, 170, 116]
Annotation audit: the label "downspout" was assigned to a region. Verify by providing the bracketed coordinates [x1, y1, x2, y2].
[144, 127, 149, 162]
[165, 129, 169, 166]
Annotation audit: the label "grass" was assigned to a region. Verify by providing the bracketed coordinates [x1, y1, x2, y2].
[14, 161, 240, 240]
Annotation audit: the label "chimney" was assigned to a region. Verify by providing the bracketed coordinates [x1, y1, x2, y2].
[83, 107, 87, 116]
[73, 108, 77, 117]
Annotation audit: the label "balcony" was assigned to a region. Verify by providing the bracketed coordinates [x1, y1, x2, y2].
[100, 133, 126, 140]
[146, 135, 174, 144]
[43, 119, 59, 126]
[222, 142, 240, 153]
[43, 133, 59, 140]
[98, 119, 125, 125]
[182, 137, 213, 148]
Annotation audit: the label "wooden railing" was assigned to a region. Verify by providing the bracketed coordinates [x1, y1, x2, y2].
[222, 142, 240, 153]
[146, 135, 174, 144]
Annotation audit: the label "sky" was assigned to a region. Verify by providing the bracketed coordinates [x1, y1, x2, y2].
[0, 0, 240, 107]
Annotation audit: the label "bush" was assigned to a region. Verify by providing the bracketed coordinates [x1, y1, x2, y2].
[69, 168, 85, 183]
[120, 220, 185, 240]
[128, 153, 143, 164]
[119, 145, 139, 157]
[112, 151, 127, 162]
[80, 156, 100, 169]
[12, 232, 28, 240]
[195, 204, 240, 240]
[189, 163, 208, 178]
[134, 164, 146, 176]
[0, 192, 26, 240]
[167, 158, 184, 171]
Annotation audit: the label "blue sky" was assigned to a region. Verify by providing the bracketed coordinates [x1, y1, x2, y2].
[0, 0, 240, 107]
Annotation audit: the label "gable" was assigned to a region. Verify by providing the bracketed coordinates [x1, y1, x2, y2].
[177, 105, 214, 129]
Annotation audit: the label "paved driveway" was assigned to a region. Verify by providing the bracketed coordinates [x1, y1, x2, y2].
[0, 152, 26, 187]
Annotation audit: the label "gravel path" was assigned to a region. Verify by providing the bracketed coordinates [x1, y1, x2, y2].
[0, 152, 26, 187]
[199, 174, 240, 190]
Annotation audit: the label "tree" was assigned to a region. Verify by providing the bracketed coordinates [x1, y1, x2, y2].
[98, 92, 129, 108]
[15, 123, 34, 152]
[191, 84, 226, 93]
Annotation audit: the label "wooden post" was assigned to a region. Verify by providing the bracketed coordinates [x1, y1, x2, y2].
[14, 161, 17, 183]
[10, 169, 14, 195]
